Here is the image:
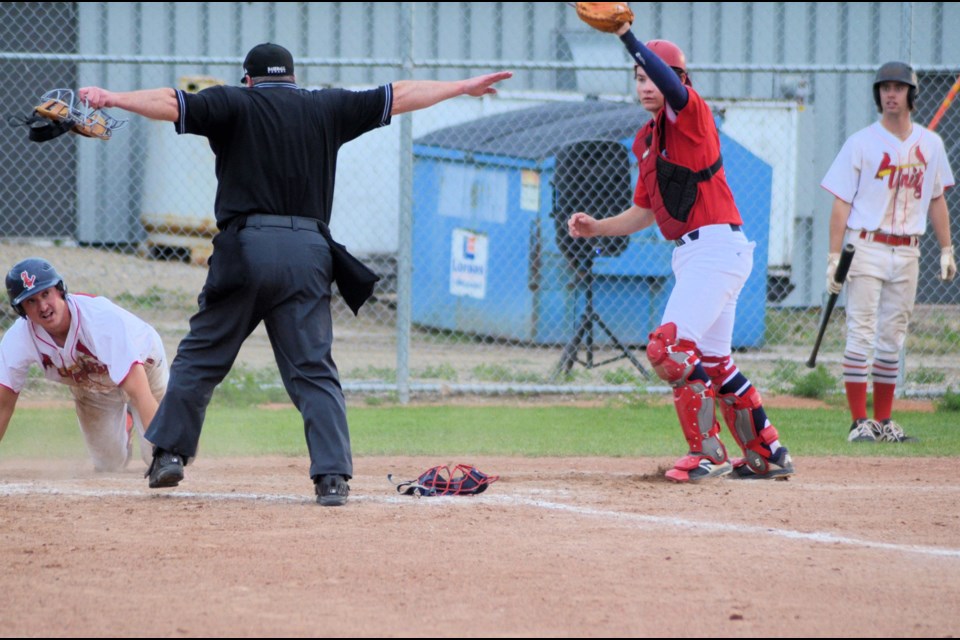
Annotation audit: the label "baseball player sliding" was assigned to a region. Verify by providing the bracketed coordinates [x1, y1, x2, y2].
[0, 258, 168, 471]
[821, 61, 956, 443]
[568, 13, 794, 481]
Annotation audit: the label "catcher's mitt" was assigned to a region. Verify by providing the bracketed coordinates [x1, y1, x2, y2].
[388, 464, 499, 497]
[8, 88, 126, 142]
[574, 2, 634, 34]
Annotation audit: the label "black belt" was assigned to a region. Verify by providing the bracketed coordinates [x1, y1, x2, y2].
[675, 224, 741, 247]
[237, 214, 323, 233]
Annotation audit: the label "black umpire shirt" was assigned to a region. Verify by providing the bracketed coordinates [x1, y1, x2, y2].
[173, 82, 393, 230]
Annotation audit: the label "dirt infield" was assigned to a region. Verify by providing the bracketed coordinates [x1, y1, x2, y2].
[1, 454, 958, 638]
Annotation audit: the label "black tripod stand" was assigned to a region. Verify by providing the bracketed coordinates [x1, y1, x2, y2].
[553, 252, 650, 380]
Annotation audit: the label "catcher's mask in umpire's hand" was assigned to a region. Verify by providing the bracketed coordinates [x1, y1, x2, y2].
[6, 113, 73, 142]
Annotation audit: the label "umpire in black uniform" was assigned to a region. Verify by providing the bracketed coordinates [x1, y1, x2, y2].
[79, 44, 511, 506]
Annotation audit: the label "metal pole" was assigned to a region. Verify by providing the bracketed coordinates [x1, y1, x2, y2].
[897, 2, 915, 399]
[395, 2, 414, 405]
[900, 2, 915, 62]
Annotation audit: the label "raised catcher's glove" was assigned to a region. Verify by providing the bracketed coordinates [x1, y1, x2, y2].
[574, 2, 634, 34]
[8, 88, 126, 142]
[388, 464, 499, 497]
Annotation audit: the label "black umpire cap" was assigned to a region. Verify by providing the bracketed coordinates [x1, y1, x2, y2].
[241, 43, 295, 84]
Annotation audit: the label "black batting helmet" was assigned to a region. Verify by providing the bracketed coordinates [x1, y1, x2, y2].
[5, 257, 67, 318]
[873, 61, 918, 112]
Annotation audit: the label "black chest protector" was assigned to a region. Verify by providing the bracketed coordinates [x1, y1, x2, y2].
[646, 118, 723, 224]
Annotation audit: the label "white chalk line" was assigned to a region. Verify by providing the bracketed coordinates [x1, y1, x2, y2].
[2, 481, 959, 559]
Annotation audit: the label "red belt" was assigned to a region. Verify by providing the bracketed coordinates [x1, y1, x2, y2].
[859, 230, 919, 247]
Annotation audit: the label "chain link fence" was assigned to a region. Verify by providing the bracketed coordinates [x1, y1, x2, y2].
[2, 2, 959, 400]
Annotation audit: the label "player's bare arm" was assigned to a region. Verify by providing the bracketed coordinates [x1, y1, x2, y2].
[0, 386, 18, 446]
[391, 72, 513, 116]
[929, 195, 952, 250]
[929, 195, 957, 280]
[77, 87, 179, 122]
[568, 205, 655, 239]
[828, 197, 853, 253]
[119, 364, 160, 435]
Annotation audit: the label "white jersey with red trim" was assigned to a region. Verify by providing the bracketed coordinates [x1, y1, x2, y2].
[821, 121, 955, 235]
[0, 293, 165, 393]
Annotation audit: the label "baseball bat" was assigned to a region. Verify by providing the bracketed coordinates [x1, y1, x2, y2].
[806, 243, 855, 368]
[928, 73, 960, 132]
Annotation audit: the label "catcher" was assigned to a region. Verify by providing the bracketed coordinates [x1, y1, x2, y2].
[0, 258, 168, 472]
[568, 3, 794, 481]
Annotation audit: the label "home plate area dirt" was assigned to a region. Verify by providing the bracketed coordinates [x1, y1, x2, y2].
[0, 454, 958, 637]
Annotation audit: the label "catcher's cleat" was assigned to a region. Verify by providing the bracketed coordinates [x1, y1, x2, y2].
[315, 474, 350, 506]
[145, 448, 184, 488]
[730, 447, 795, 480]
[875, 419, 919, 443]
[665, 454, 732, 483]
[847, 418, 879, 443]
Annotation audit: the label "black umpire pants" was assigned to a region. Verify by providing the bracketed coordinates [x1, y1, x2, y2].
[144, 216, 352, 479]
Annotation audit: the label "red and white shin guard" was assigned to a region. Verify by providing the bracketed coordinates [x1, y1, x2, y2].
[647, 323, 730, 482]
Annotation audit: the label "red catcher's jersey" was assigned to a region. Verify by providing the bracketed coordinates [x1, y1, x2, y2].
[632, 87, 742, 240]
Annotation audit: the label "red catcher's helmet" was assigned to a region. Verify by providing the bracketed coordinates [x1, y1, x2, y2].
[646, 39, 690, 85]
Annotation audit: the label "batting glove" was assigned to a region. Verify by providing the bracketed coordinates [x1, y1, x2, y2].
[941, 245, 957, 282]
[825, 252, 843, 295]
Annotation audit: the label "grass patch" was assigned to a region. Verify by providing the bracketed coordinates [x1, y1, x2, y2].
[344, 365, 397, 383]
[112, 286, 192, 310]
[907, 367, 947, 385]
[936, 387, 960, 412]
[471, 363, 546, 384]
[414, 364, 458, 381]
[601, 366, 646, 386]
[788, 365, 839, 399]
[4, 400, 958, 461]
[211, 365, 289, 406]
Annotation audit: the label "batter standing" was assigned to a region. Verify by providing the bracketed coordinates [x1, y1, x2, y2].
[79, 43, 511, 505]
[1, 258, 168, 471]
[568, 25, 794, 482]
[821, 61, 956, 443]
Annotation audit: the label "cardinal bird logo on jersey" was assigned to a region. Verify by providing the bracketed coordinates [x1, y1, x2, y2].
[875, 147, 926, 198]
[20, 270, 36, 290]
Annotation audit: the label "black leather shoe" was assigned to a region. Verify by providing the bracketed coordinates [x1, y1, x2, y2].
[315, 474, 350, 506]
[145, 448, 185, 488]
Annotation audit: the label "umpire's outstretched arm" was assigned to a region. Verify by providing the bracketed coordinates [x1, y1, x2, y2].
[77, 87, 179, 123]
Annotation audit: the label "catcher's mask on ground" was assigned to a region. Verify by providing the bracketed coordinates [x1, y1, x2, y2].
[6, 257, 68, 318]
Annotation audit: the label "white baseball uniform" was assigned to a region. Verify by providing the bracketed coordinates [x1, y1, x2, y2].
[821, 121, 955, 364]
[0, 293, 168, 470]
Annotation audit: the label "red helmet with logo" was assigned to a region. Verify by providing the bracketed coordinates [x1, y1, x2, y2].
[646, 39, 691, 86]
